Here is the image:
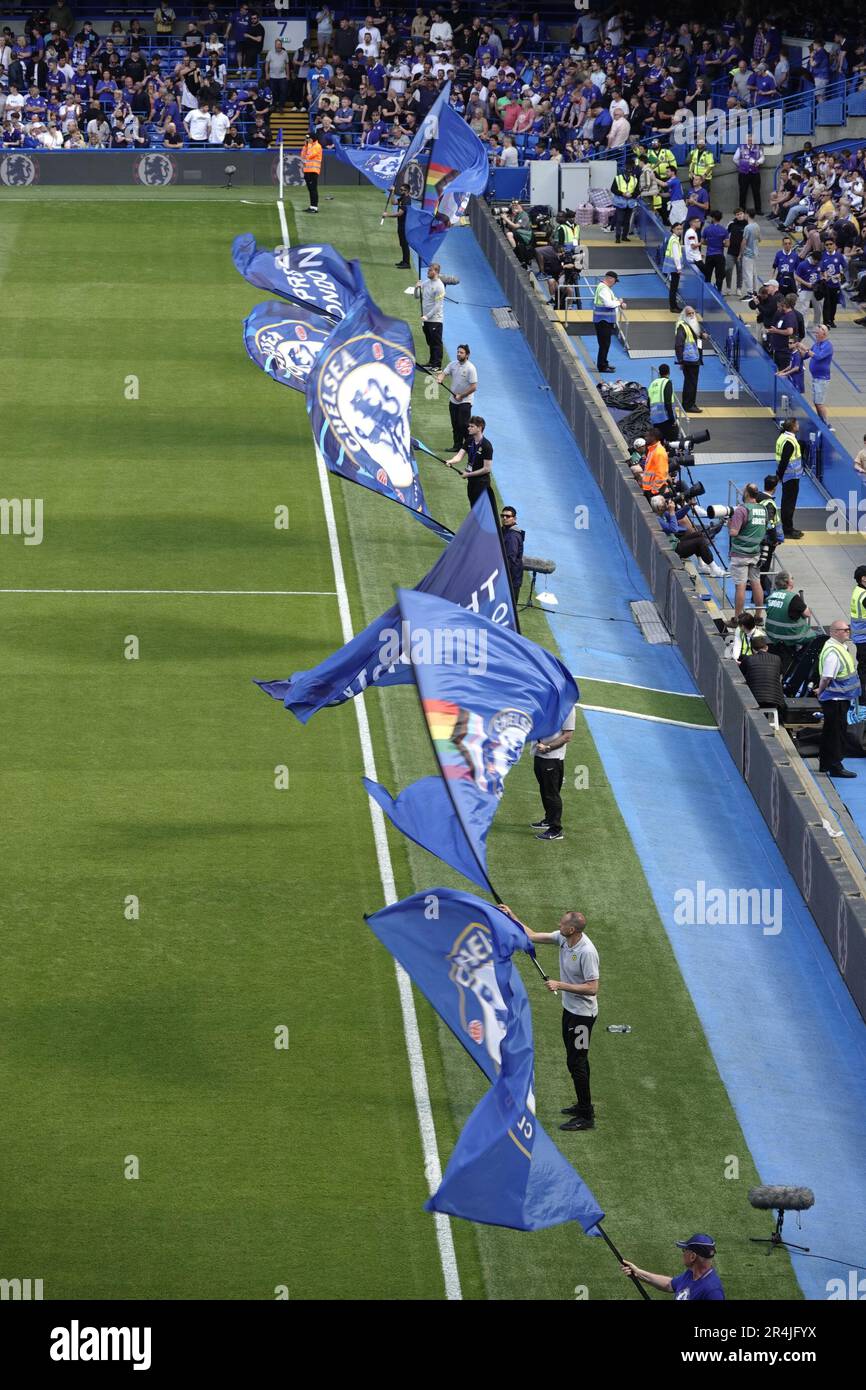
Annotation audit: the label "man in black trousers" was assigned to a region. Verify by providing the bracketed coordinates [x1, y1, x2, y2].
[530, 706, 575, 841]
[499, 905, 600, 1132]
[384, 188, 411, 268]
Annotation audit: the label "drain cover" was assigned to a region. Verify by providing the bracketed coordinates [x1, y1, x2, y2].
[491, 306, 519, 329]
[630, 600, 671, 644]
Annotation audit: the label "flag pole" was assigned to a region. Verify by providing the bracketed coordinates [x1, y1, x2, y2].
[593, 1222, 652, 1301]
[411, 436, 464, 480]
[493, 902, 555, 987]
[379, 185, 395, 226]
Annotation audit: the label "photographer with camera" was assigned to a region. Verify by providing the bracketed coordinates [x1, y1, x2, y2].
[756, 473, 784, 579]
[653, 492, 725, 576]
[728, 483, 768, 620]
[764, 571, 814, 661]
[501, 200, 533, 264]
[536, 241, 566, 308]
[639, 427, 669, 496]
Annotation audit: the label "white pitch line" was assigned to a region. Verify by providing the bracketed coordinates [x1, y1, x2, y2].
[576, 675, 704, 699]
[0, 587, 336, 596]
[313, 445, 461, 1300]
[580, 702, 717, 730]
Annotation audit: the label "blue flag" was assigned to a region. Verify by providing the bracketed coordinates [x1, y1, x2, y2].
[396, 88, 489, 262]
[255, 494, 515, 722]
[365, 889, 605, 1233]
[305, 288, 451, 540]
[231, 234, 361, 321]
[330, 141, 407, 191]
[242, 299, 332, 393]
[364, 589, 579, 891]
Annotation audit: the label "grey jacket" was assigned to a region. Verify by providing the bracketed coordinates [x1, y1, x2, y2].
[416, 273, 460, 322]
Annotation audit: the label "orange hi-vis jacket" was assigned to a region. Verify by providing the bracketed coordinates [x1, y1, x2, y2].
[302, 139, 322, 174]
[642, 441, 670, 494]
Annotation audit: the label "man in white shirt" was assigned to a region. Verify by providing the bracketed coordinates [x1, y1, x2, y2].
[684, 216, 704, 271]
[184, 103, 211, 143]
[358, 30, 379, 59]
[86, 116, 110, 146]
[5, 86, 25, 118]
[429, 11, 453, 46]
[209, 107, 230, 143]
[498, 134, 519, 167]
[387, 59, 410, 97]
[58, 97, 81, 133]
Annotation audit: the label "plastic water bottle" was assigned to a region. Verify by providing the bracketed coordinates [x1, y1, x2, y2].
[606, 1024, 632, 1034]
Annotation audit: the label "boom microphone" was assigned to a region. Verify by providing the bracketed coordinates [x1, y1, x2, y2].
[749, 1185, 815, 1212]
[522, 556, 556, 575]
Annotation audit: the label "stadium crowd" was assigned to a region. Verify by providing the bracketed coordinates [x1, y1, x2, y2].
[3, 5, 866, 153]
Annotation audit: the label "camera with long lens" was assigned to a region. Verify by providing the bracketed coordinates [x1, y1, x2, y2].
[669, 428, 711, 469]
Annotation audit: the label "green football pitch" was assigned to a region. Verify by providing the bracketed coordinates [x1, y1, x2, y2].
[0, 184, 800, 1300]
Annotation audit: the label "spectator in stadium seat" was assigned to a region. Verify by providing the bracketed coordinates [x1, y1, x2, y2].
[162, 121, 183, 148]
[241, 12, 265, 75]
[249, 114, 269, 148]
[86, 112, 110, 146]
[265, 38, 290, 113]
[801, 327, 834, 428]
[315, 7, 334, 56]
[740, 211, 761, 298]
[154, 6, 176, 39]
[209, 105, 230, 144]
[184, 101, 211, 145]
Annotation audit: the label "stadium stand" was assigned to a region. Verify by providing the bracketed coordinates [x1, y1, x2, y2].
[3, 5, 866, 153]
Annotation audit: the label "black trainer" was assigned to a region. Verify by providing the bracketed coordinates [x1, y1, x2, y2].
[530, 819, 549, 830]
[561, 1102, 582, 1115]
[560, 1107, 595, 1131]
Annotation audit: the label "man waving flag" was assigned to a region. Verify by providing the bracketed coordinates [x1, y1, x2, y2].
[365, 889, 604, 1233]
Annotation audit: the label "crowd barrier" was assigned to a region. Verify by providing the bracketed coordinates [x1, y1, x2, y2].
[469, 194, 866, 1024]
[0, 148, 364, 187]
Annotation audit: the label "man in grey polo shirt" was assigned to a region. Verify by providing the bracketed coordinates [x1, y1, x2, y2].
[415, 261, 459, 369]
[501, 906, 600, 1131]
[437, 343, 478, 449]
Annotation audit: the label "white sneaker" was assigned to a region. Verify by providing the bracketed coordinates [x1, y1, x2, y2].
[708, 561, 726, 577]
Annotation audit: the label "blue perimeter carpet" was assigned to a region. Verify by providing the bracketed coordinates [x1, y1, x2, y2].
[436, 226, 866, 1299]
